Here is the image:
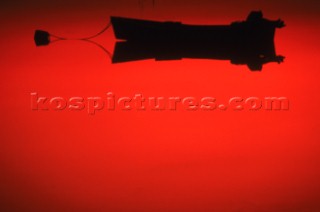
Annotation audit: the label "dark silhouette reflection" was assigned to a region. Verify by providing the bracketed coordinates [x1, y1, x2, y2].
[34, 11, 285, 71]
[111, 11, 285, 71]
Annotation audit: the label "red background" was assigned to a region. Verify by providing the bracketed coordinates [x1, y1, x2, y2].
[1, 0, 320, 211]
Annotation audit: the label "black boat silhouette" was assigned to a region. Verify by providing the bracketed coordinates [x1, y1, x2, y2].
[35, 11, 285, 71]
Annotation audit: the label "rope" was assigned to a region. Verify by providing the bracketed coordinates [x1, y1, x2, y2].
[48, 21, 113, 59]
[50, 21, 112, 41]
